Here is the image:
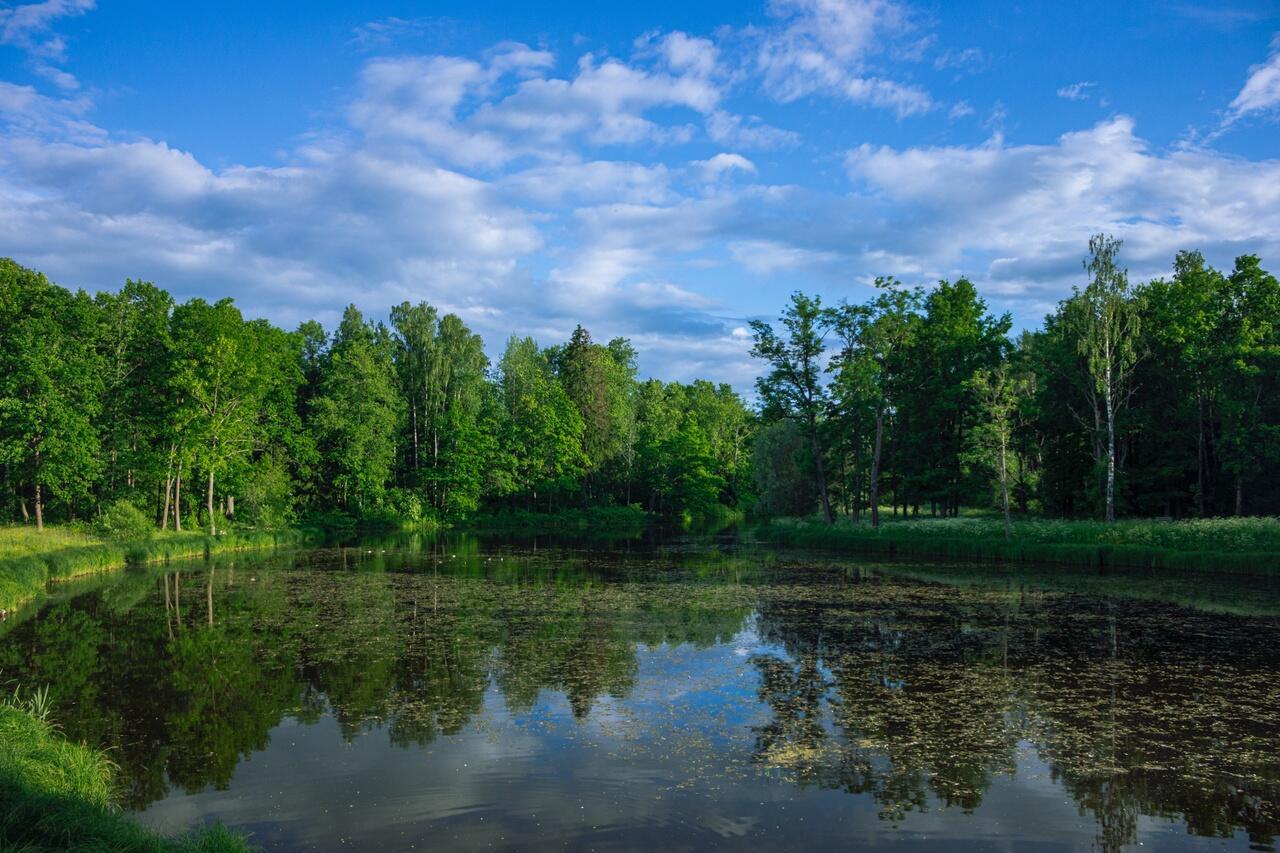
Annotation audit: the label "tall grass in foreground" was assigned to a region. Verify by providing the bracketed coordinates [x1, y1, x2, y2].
[754, 515, 1280, 573]
[0, 703, 253, 851]
[0, 526, 312, 614]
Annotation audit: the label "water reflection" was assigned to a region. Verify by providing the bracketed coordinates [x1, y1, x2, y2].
[2, 535, 1279, 851]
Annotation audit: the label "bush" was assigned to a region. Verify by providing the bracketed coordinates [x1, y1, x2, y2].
[94, 499, 153, 542]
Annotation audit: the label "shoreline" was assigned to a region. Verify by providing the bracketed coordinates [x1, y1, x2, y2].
[0, 528, 314, 616]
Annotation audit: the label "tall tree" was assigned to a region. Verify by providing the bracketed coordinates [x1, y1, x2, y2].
[0, 260, 103, 529]
[310, 306, 403, 511]
[830, 282, 921, 528]
[169, 299, 266, 535]
[750, 293, 835, 524]
[1066, 234, 1142, 522]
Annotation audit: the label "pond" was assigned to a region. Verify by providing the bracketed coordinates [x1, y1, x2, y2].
[3, 532, 1280, 851]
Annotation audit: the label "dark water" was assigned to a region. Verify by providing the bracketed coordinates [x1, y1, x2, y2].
[3, 533, 1280, 851]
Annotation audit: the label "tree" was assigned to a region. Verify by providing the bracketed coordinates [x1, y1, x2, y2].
[830, 281, 921, 528]
[750, 293, 835, 524]
[169, 299, 267, 535]
[310, 306, 403, 511]
[0, 260, 103, 529]
[966, 365, 1029, 537]
[1066, 235, 1142, 522]
[495, 336, 586, 509]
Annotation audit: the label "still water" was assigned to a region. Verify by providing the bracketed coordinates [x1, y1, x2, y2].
[3, 533, 1280, 851]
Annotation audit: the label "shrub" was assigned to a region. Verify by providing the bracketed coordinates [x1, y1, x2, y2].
[95, 499, 153, 542]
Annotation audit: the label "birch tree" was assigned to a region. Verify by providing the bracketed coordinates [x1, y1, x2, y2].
[1068, 234, 1142, 522]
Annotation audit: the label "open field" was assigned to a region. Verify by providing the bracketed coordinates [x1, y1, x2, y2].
[753, 515, 1280, 573]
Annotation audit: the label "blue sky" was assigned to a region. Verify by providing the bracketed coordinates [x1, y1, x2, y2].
[2, 0, 1278, 386]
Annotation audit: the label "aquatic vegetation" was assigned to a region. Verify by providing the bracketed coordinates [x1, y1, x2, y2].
[3, 537, 1280, 849]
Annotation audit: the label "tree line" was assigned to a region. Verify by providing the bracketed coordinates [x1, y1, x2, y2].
[750, 235, 1280, 527]
[0, 259, 753, 531]
[3, 234, 1277, 534]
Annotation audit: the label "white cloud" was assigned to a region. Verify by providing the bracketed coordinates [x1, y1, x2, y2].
[0, 0, 94, 91]
[933, 47, 985, 74]
[844, 116, 1280, 306]
[1056, 81, 1096, 101]
[750, 0, 934, 116]
[1225, 34, 1280, 123]
[0, 0, 93, 60]
[705, 110, 799, 149]
[693, 153, 757, 181]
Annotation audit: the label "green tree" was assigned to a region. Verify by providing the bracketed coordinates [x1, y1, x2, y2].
[310, 306, 403, 511]
[750, 293, 835, 524]
[0, 260, 104, 529]
[1066, 235, 1143, 522]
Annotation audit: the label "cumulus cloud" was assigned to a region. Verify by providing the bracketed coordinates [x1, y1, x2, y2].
[1225, 34, 1280, 124]
[3, 6, 1280, 385]
[693, 153, 757, 181]
[844, 116, 1280, 311]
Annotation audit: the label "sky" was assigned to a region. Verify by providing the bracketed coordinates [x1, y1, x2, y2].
[1, 0, 1279, 388]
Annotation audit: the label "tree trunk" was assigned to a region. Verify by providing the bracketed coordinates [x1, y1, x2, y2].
[999, 435, 1011, 538]
[207, 470, 216, 536]
[161, 452, 174, 531]
[1104, 377, 1116, 523]
[870, 408, 885, 529]
[1196, 391, 1206, 518]
[1236, 477, 1243, 517]
[34, 482, 43, 531]
[174, 474, 182, 532]
[852, 441, 863, 524]
[808, 415, 833, 525]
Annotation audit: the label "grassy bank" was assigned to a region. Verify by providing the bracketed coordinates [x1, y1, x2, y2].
[0, 525, 312, 615]
[753, 515, 1280, 573]
[0, 701, 252, 851]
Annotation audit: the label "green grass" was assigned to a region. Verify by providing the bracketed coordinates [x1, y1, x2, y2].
[0, 703, 253, 851]
[0, 525, 313, 615]
[753, 515, 1280, 573]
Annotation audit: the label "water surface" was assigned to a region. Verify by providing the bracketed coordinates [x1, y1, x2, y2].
[3, 533, 1279, 851]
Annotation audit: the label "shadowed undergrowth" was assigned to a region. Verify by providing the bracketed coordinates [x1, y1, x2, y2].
[754, 515, 1280, 573]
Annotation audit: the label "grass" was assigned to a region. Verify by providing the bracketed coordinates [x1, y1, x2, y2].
[0, 703, 253, 851]
[753, 514, 1280, 573]
[0, 525, 313, 615]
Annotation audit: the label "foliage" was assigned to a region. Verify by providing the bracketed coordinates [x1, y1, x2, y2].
[95, 498, 154, 542]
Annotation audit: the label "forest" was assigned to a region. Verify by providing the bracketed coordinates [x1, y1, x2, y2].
[0, 234, 1277, 535]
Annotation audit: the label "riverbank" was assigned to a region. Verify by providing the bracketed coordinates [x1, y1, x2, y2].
[753, 516, 1280, 573]
[467, 505, 652, 533]
[0, 525, 312, 615]
[0, 702, 252, 851]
